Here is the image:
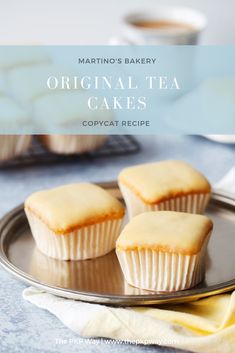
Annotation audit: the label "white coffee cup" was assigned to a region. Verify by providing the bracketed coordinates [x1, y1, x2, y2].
[121, 6, 207, 45]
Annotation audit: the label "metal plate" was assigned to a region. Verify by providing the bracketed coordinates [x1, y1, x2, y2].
[1, 181, 235, 306]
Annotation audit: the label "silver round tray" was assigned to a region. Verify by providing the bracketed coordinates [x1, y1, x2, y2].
[1, 181, 235, 306]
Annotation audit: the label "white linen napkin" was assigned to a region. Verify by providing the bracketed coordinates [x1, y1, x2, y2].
[23, 168, 235, 353]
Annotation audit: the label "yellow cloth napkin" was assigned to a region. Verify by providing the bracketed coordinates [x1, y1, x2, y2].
[23, 287, 235, 353]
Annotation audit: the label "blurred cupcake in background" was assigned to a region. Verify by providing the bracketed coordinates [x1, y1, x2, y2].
[33, 91, 111, 154]
[0, 47, 51, 101]
[0, 96, 31, 161]
[39, 134, 107, 155]
[7, 63, 81, 106]
[0, 47, 50, 72]
[0, 135, 31, 161]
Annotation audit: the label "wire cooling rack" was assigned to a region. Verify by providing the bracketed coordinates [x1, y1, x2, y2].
[0, 136, 141, 169]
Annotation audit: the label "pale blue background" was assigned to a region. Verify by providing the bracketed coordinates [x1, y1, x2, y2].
[1, 135, 235, 353]
[1, 46, 235, 135]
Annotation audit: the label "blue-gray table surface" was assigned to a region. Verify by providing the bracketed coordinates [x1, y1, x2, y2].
[1, 135, 235, 353]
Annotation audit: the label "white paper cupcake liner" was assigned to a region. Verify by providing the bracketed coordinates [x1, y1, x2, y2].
[119, 183, 210, 218]
[0, 135, 31, 161]
[116, 233, 210, 292]
[40, 135, 107, 154]
[26, 209, 124, 260]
